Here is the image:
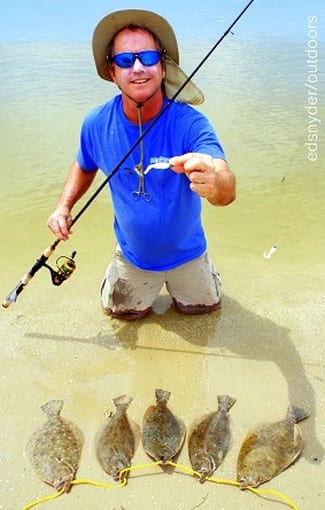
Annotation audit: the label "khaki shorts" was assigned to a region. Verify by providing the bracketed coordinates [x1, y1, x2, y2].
[101, 246, 222, 320]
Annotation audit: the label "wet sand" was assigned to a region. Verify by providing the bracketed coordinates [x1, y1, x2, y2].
[1, 230, 324, 509]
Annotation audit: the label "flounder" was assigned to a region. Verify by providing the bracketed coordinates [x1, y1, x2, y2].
[142, 389, 186, 463]
[95, 395, 135, 481]
[26, 400, 83, 492]
[237, 405, 308, 488]
[188, 395, 236, 482]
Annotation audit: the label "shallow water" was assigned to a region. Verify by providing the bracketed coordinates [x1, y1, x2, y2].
[1, 27, 324, 510]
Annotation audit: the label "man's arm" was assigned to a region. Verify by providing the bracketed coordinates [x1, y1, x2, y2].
[47, 160, 98, 240]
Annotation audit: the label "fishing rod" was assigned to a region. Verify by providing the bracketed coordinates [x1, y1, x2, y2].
[2, 0, 255, 308]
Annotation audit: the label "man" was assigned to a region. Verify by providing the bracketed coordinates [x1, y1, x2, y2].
[47, 9, 236, 320]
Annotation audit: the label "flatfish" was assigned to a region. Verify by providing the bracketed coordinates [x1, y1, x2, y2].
[188, 395, 236, 482]
[237, 405, 308, 488]
[95, 395, 135, 481]
[26, 400, 83, 492]
[142, 389, 186, 463]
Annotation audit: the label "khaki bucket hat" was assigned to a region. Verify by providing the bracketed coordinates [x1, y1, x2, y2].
[92, 9, 204, 105]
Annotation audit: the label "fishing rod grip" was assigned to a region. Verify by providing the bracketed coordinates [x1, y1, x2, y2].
[2, 241, 60, 308]
[2, 278, 32, 308]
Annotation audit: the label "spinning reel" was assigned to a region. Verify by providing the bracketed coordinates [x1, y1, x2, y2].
[44, 251, 77, 286]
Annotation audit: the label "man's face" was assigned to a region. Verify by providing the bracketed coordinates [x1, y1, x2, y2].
[109, 28, 166, 105]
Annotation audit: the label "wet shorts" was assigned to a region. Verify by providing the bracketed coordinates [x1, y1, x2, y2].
[100, 246, 222, 320]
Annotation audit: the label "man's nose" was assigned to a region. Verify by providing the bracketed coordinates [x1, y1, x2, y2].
[132, 57, 145, 71]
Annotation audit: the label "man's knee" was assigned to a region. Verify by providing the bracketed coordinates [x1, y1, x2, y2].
[173, 298, 221, 315]
[102, 305, 152, 321]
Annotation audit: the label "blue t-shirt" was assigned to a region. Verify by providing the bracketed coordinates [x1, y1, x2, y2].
[77, 96, 225, 271]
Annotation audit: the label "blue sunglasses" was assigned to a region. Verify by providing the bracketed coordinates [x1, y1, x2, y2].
[109, 50, 163, 68]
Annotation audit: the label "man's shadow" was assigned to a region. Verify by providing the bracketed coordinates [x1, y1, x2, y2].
[26, 293, 323, 465]
[107, 294, 324, 465]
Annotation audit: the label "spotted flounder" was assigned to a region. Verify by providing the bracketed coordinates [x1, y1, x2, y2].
[26, 400, 83, 492]
[142, 389, 186, 463]
[237, 405, 308, 488]
[95, 395, 135, 481]
[188, 395, 236, 482]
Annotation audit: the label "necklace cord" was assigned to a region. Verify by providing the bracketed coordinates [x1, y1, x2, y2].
[136, 105, 144, 173]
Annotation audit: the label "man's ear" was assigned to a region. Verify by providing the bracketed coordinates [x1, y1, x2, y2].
[106, 58, 115, 82]
[161, 60, 166, 80]
[108, 63, 116, 82]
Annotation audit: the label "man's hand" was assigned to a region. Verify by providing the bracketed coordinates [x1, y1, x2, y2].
[169, 153, 236, 206]
[47, 206, 73, 241]
[47, 160, 98, 240]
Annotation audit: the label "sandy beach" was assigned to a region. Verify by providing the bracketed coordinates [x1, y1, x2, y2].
[1, 226, 324, 509]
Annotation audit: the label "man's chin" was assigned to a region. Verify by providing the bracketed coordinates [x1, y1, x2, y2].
[126, 85, 162, 106]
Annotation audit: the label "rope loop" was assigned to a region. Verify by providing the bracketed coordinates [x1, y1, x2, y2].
[22, 460, 299, 510]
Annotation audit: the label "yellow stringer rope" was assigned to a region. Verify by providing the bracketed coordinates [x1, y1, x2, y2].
[22, 460, 299, 510]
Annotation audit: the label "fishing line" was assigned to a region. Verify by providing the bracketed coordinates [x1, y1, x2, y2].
[3, 0, 255, 308]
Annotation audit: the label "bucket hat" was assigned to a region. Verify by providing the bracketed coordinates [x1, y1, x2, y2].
[92, 9, 204, 105]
